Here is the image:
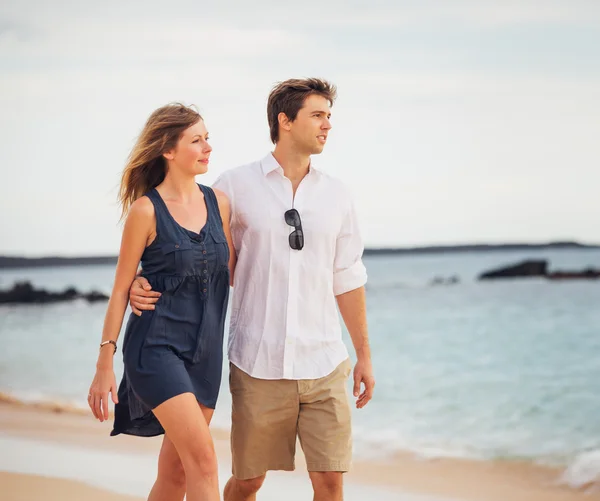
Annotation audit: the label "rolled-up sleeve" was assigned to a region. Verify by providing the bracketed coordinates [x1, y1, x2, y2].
[333, 197, 368, 296]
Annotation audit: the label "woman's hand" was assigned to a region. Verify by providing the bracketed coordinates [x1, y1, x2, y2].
[88, 367, 119, 422]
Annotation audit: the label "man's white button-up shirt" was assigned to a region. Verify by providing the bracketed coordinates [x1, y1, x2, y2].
[213, 153, 367, 380]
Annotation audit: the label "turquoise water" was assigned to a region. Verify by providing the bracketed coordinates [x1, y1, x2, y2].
[1, 248, 599, 480]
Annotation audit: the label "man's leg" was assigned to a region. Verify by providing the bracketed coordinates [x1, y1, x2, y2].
[298, 359, 353, 501]
[224, 363, 299, 501]
[223, 474, 266, 501]
[309, 472, 343, 501]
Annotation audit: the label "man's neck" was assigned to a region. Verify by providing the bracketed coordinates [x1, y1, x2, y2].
[272, 144, 311, 186]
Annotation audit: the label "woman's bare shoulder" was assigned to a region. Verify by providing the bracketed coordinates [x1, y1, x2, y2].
[212, 188, 230, 208]
[127, 196, 156, 222]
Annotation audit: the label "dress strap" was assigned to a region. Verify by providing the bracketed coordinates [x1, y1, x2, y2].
[144, 188, 171, 241]
[199, 184, 224, 230]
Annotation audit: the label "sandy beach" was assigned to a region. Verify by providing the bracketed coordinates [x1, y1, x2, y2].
[1, 399, 597, 501]
[0, 471, 143, 501]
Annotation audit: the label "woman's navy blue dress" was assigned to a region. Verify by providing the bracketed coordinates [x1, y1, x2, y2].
[112, 184, 230, 437]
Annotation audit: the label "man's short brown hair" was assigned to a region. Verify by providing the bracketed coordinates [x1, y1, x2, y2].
[267, 78, 337, 144]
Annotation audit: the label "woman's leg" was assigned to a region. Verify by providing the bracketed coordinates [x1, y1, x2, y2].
[148, 435, 186, 501]
[148, 406, 215, 501]
[152, 393, 220, 501]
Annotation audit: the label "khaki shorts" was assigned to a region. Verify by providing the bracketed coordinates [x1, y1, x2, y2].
[229, 359, 353, 480]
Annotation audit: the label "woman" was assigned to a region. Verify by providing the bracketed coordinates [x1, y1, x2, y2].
[88, 103, 234, 501]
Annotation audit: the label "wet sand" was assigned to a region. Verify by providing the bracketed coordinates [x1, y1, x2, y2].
[0, 400, 597, 501]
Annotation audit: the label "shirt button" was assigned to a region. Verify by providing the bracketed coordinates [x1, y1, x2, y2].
[202, 250, 207, 254]
[203, 279, 207, 283]
[203, 270, 207, 274]
[203, 260, 207, 264]
[175, 244, 179, 249]
[203, 289, 207, 293]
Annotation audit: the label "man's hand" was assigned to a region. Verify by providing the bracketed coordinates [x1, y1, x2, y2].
[353, 358, 375, 409]
[129, 276, 161, 316]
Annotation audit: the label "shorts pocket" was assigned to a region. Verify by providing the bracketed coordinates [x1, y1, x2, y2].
[343, 358, 353, 379]
[229, 363, 241, 394]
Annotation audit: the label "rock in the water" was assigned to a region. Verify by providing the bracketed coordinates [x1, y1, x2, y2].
[0, 281, 109, 304]
[479, 260, 600, 281]
[430, 275, 460, 286]
[548, 268, 600, 280]
[479, 260, 548, 280]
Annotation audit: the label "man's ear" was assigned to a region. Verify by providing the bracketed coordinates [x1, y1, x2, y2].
[278, 112, 292, 132]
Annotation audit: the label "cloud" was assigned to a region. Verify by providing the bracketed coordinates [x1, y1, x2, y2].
[0, 19, 306, 62]
[1, 0, 599, 253]
[5, 0, 600, 37]
[339, 71, 600, 99]
[310, 0, 600, 28]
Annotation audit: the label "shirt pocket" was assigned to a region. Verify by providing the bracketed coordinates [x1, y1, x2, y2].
[160, 239, 193, 272]
[209, 230, 230, 269]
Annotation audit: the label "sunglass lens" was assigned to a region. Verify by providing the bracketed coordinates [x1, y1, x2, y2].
[289, 229, 304, 250]
[284, 209, 301, 227]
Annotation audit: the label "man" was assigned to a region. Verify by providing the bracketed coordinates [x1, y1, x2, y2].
[130, 78, 375, 501]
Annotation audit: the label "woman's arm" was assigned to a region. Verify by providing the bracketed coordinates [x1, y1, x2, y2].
[214, 188, 237, 286]
[89, 196, 155, 421]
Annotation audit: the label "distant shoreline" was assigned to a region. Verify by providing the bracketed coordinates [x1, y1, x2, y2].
[1, 241, 598, 269]
[364, 241, 600, 256]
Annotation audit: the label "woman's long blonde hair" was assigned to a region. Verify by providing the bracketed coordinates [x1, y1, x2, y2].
[118, 103, 202, 219]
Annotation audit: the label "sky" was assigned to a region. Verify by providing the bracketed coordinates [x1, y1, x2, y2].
[1, 0, 599, 256]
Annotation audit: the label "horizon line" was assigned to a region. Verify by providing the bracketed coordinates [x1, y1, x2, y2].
[1, 240, 599, 263]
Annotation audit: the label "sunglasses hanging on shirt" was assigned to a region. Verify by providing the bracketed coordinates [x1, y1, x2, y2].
[284, 209, 304, 250]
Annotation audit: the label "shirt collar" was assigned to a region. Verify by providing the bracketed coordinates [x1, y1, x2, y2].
[260, 152, 319, 176]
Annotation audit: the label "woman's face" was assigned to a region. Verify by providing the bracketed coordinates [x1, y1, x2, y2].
[166, 119, 212, 176]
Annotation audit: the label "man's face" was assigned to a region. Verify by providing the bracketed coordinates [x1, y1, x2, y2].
[288, 94, 332, 155]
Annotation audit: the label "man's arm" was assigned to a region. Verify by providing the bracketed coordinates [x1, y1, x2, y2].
[333, 189, 374, 408]
[129, 275, 160, 316]
[337, 286, 374, 409]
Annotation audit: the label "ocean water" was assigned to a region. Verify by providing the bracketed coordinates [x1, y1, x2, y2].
[1, 248, 600, 487]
